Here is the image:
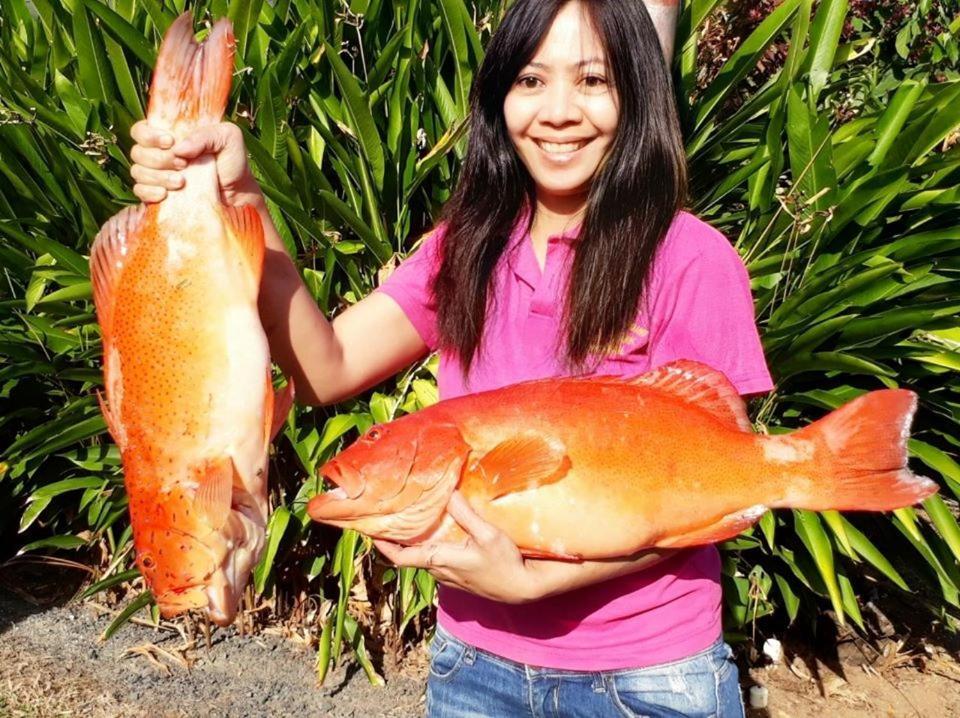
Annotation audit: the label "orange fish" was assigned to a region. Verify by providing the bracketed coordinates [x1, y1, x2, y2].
[90, 15, 291, 624]
[308, 361, 937, 558]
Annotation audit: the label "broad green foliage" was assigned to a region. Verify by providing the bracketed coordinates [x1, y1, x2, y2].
[1, 0, 959, 678]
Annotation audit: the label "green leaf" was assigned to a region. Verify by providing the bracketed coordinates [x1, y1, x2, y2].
[17, 534, 88, 554]
[870, 80, 926, 167]
[82, 0, 156, 66]
[228, 0, 266, 64]
[322, 41, 385, 192]
[803, 0, 848, 100]
[72, 1, 115, 104]
[786, 83, 836, 211]
[793, 509, 845, 623]
[253, 505, 291, 593]
[101, 591, 153, 640]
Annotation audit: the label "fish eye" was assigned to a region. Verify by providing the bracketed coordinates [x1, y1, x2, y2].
[140, 555, 155, 570]
[368, 427, 383, 441]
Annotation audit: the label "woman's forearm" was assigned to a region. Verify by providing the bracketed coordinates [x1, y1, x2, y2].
[241, 188, 346, 406]
[526, 549, 676, 602]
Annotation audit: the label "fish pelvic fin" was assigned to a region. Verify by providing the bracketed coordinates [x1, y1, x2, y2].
[146, 14, 234, 130]
[460, 434, 571, 501]
[193, 455, 235, 531]
[618, 360, 753, 432]
[219, 204, 266, 295]
[779, 389, 938, 511]
[263, 369, 295, 445]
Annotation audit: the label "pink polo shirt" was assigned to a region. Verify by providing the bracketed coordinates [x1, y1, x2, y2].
[376, 208, 773, 670]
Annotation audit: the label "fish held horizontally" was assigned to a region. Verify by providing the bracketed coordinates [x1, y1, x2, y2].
[307, 360, 937, 559]
[90, 14, 292, 625]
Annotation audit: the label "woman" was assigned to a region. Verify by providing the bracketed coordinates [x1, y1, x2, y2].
[128, 1, 771, 714]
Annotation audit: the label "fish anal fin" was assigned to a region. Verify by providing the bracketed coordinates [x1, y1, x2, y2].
[520, 548, 583, 562]
[459, 434, 571, 501]
[656, 504, 768, 549]
[147, 14, 234, 129]
[625, 360, 753, 433]
[90, 204, 149, 337]
[193, 456, 235, 530]
[219, 204, 265, 293]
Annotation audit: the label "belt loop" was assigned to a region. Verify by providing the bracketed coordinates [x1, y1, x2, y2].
[464, 645, 476, 665]
[592, 673, 606, 693]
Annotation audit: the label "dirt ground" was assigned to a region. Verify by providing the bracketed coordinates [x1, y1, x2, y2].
[2, 572, 960, 718]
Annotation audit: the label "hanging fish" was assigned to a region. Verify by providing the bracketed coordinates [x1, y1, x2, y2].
[90, 15, 292, 625]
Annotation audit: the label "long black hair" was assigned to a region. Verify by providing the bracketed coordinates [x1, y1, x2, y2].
[433, 0, 687, 375]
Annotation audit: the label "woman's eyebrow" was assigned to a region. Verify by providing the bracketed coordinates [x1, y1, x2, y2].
[526, 58, 607, 71]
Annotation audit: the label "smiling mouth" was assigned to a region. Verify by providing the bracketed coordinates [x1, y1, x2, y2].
[534, 138, 592, 154]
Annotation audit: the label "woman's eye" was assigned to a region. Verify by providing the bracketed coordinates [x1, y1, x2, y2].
[584, 75, 607, 88]
[516, 76, 540, 89]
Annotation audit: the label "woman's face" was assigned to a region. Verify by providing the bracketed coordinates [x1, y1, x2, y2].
[503, 1, 620, 204]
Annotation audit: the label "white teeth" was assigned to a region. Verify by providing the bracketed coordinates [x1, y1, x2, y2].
[536, 139, 588, 154]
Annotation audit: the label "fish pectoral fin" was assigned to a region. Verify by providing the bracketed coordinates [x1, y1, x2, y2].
[192, 456, 236, 531]
[96, 389, 125, 450]
[90, 204, 149, 336]
[655, 504, 768, 549]
[461, 434, 571, 501]
[624, 360, 754, 433]
[219, 204, 265, 294]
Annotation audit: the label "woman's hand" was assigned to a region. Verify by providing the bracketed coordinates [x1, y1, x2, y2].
[374, 492, 677, 604]
[128, 120, 262, 206]
[374, 492, 541, 605]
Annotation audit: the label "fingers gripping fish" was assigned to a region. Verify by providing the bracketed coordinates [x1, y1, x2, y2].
[90, 15, 293, 625]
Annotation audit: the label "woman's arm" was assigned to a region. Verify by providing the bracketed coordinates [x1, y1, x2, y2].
[375, 492, 676, 605]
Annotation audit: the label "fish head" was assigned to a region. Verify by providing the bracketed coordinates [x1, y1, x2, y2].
[308, 414, 468, 542]
[132, 487, 265, 627]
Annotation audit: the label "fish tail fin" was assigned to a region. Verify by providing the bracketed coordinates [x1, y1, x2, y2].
[146, 14, 234, 129]
[784, 389, 937, 511]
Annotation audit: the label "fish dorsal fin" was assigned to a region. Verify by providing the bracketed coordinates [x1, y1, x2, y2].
[219, 204, 265, 295]
[90, 205, 149, 336]
[193, 456, 234, 531]
[460, 434, 571, 500]
[147, 14, 234, 130]
[627, 360, 753, 432]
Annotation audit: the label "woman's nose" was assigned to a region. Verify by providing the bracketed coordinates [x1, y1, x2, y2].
[538, 82, 583, 126]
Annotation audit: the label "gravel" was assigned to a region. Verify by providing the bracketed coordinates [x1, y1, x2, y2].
[0, 591, 426, 717]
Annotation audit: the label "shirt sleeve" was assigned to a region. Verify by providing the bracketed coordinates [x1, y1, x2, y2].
[374, 222, 447, 352]
[647, 215, 774, 396]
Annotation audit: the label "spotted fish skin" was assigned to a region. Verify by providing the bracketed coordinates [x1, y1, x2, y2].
[90, 15, 292, 625]
[307, 361, 937, 560]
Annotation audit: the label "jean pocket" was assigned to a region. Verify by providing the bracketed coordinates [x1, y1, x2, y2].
[610, 645, 723, 718]
[429, 631, 469, 682]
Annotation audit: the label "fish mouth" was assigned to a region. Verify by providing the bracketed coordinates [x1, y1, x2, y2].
[318, 461, 365, 500]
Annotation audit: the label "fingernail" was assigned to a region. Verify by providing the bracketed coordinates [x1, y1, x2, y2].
[159, 134, 173, 148]
[172, 173, 184, 187]
[174, 158, 187, 169]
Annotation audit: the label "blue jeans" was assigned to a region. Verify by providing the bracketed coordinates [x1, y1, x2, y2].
[426, 624, 746, 717]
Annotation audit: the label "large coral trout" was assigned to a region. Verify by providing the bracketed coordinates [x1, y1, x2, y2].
[90, 15, 291, 624]
[308, 361, 936, 558]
